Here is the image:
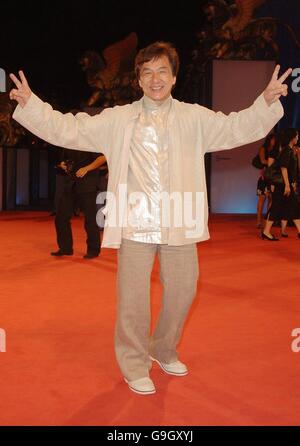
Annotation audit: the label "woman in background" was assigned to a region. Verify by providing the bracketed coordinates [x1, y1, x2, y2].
[262, 128, 300, 240]
[256, 133, 277, 228]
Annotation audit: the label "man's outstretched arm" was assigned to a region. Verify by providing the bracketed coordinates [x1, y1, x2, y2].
[10, 71, 113, 157]
[200, 65, 292, 153]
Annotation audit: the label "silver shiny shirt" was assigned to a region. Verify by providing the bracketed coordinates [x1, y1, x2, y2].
[122, 95, 171, 244]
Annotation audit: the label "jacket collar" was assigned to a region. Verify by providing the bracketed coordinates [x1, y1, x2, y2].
[129, 95, 176, 124]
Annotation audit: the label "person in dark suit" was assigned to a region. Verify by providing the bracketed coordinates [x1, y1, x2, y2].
[51, 149, 106, 258]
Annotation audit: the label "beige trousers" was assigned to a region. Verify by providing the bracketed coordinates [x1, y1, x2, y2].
[115, 238, 199, 381]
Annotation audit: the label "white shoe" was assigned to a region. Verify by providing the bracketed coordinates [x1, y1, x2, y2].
[124, 377, 156, 395]
[150, 356, 188, 376]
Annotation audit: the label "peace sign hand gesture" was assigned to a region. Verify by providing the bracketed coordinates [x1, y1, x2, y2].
[9, 70, 32, 108]
[263, 65, 292, 106]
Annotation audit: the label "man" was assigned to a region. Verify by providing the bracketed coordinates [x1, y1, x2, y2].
[10, 42, 290, 395]
[52, 149, 106, 259]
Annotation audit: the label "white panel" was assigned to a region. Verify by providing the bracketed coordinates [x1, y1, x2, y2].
[6, 148, 16, 209]
[211, 60, 275, 213]
[0, 148, 3, 211]
[39, 150, 48, 199]
[16, 149, 30, 205]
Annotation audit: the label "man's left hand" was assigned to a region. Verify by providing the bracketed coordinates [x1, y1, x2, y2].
[263, 65, 292, 106]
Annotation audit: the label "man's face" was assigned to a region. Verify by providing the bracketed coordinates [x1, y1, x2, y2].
[138, 55, 176, 102]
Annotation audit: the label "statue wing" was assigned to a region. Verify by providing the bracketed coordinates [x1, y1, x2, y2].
[101, 32, 138, 88]
[224, 0, 266, 33]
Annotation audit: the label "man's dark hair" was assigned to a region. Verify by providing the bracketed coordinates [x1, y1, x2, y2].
[134, 41, 180, 80]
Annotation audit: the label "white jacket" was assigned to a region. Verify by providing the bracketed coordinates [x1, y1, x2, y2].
[13, 93, 283, 248]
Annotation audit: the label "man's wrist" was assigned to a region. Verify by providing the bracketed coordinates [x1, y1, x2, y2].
[263, 91, 272, 107]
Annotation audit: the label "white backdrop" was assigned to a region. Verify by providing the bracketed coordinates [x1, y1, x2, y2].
[210, 60, 275, 213]
[0, 148, 3, 211]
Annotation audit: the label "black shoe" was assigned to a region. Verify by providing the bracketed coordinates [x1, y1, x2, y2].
[281, 232, 288, 238]
[83, 252, 99, 259]
[261, 232, 279, 241]
[51, 250, 73, 256]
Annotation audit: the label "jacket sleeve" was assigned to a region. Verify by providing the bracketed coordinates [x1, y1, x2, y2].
[13, 93, 114, 158]
[198, 93, 284, 153]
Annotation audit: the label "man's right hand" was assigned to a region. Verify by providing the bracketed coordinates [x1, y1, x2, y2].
[9, 71, 32, 108]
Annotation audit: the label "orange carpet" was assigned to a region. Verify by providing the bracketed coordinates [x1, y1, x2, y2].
[0, 211, 299, 426]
